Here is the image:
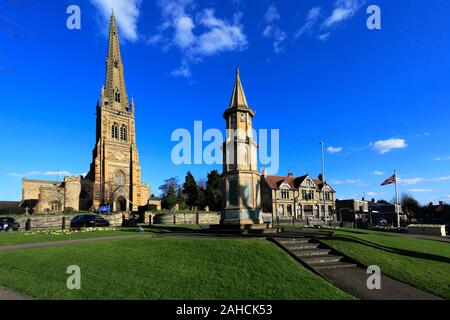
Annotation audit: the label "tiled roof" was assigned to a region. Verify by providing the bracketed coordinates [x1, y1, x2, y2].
[264, 175, 335, 192]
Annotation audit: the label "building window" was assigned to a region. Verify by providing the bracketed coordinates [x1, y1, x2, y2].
[120, 125, 128, 141]
[281, 189, 289, 199]
[304, 205, 313, 216]
[287, 204, 292, 216]
[112, 123, 118, 139]
[114, 90, 121, 103]
[115, 170, 125, 186]
[302, 190, 314, 200]
[51, 202, 61, 212]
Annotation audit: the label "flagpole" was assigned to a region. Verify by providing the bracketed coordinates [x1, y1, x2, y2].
[320, 142, 326, 220]
[394, 170, 400, 228]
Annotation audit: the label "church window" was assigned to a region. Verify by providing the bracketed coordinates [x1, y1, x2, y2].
[115, 171, 125, 186]
[240, 113, 245, 122]
[120, 125, 128, 141]
[114, 90, 121, 103]
[112, 123, 119, 139]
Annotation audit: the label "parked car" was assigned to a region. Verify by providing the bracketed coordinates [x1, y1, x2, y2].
[70, 214, 110, 229]
[0, 217, 21, 232]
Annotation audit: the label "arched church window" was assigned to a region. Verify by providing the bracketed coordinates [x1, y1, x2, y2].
[112, 123, 118, 139]
[114, 170, 125, 186]
[120, 125, 128, 141]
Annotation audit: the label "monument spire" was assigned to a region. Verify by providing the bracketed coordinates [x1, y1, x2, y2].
[104, 10, 129, 111]
[229, 66, 249, 109]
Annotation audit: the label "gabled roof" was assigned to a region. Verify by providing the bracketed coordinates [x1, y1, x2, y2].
[263, 175, 335, 192]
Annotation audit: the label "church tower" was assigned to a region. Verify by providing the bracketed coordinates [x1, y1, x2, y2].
[86, 11, 150, 211]
[221, 68, 263, 225]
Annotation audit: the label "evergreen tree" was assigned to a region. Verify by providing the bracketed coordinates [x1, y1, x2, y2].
[177, 188, 186, 210]
[159, 177, 180, 210]
[205, 170, 222, 211]
[183, 171, 199, 209]
[163, 184, 177, 210]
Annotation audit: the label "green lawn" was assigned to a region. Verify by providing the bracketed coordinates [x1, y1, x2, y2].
[0, 225, 203, 246]
[316, 228, 450, 299]
[0, 237, 354, 300]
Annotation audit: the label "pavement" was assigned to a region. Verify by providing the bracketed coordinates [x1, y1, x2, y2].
[0, 285, 33, 300]
[319, 266, 441, 300]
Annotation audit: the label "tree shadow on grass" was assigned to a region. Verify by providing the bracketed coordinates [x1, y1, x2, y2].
[331, 235, 450, 264]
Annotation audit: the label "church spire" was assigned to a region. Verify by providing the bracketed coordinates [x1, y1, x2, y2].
[104, 11, 129, 111]
[229, 67, 249, 109]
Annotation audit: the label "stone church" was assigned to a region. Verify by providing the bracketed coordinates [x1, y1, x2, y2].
[20, 11, 150, 213]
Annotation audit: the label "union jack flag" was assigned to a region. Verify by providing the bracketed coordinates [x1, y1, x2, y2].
[381, 174, 396, 186]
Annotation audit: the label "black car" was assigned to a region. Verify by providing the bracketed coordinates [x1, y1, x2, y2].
[70, 214, 110, 229]
[0, 217, 21, 232]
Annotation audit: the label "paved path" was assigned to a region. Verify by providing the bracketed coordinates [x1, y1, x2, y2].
[319, 265, 441, 300]
[0, 285, 33, 300]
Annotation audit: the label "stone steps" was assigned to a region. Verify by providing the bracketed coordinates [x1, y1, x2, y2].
[277, 238, 311, 245]
[293, 249, 331, 257]
[302, 255, 343, 264]
[312, 262, 358, 270]
[285, 243, 321, 250]
[273, 237, 355, 271]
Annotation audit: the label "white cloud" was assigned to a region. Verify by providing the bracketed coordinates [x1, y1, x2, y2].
[327, 146, 343, 154]
[318, 32, 331, 41]
[434, 156, 450, 161]
[91, 0, 142, 42]
[366, 192, 378, 197]
[398, 177, 424, 186]
[264, 4, 280, 23]
[262, 4, 286, 54]
[330, 178, 363, 185]
[409, 189, 434, 193]
[432, 176, 450, 182]
[396, 175, 450, 186]
[296, 6, 321, 38]
[373, 170, 385, 176]
[323, 0, 364, 28]
[150, 0, 247, 78]
[372, 138, 408, 154]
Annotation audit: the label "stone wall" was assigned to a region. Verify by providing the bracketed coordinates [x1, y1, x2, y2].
[152, 212, 221, 225]
[12, 213, 124, 230]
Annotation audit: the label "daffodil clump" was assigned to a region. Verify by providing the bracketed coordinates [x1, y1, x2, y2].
[25, 227, 116, 236]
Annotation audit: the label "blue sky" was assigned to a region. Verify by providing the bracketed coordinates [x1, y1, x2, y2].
[1, 0, 450, 204]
